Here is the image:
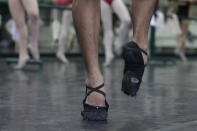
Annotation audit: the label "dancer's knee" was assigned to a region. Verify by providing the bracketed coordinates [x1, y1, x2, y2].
[60, 32, 68, 42]
[122, 17, 131, 28]
[15, 20, 26, 33]
[28, 11, 39, 22]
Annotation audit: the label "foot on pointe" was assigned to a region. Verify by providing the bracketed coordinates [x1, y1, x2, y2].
[28, 45, 40, 61]
[14, 55, 30, 70]
[104, 55, 114, 67]
[56, 52, 69, 64]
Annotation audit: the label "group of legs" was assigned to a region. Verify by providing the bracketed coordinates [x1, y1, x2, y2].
[9, 0, 71, 68]
[51, 0, 131, 66]
[72, 0, 156, 120]
[9, 0, 157, 121]
[8, 0, 40, 69]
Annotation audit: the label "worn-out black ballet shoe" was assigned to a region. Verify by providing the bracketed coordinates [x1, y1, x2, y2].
[81, 83, 109, 121]
[122, 41, 148, 97]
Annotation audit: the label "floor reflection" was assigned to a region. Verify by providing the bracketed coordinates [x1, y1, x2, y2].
[0, 58, 197, 131]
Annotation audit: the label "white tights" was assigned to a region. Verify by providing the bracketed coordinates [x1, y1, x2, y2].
[101, 0, 131, 65]
[51, 9, 72, 63]
[58, 10, 73, 56]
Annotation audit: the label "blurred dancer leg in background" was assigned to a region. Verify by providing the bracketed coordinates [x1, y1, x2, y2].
[175, 2, 191, 62]
[51, 9, 60, 45]
[101, 0, 131, 66]
[8, 0, 40, 69]
[55, 0, 73, 63]
[56, 10, 72, 64]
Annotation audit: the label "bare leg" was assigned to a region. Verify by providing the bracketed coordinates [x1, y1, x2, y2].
[132, 0, 157, 64]
[8, 0, 29, 69]
[179, 20, 189, 62]
[73, 0, 105, 106]
[57, 10, 72, 64]
[112, 0, 131, 56]
[101, 0, 114, 66]
[22, 0, 40, 61]
[121, 0, 156, 96]
[175, 19, 189, 62]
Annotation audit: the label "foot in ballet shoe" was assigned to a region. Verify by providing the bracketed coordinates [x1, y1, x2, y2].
[14, 55, 30, 70]
[122, 41, 148, 97]
[56, 52, 69, 64]
[28, 45, 40, 61]
[104, 55, 114, 67]
[81, 83, 109, 121]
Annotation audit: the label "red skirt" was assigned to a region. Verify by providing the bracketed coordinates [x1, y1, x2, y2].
[104, 0, 114, 5]
[56, 0, 72, 6]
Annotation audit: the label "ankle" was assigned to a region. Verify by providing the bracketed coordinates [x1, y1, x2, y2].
[133, 38, 148, 51]
[57, 51, 64, 56]
[19, 54, 29, 59]
[132, 40, 148, 64]
[133, 41, 148, 51]
[85, 75, 106, 107]
[86, 73, 104, 88]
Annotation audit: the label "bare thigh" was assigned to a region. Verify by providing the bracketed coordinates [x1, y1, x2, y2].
[180, 19, 189, 37]
[21, 0, 39, 17]
[8, 0, 25, 27]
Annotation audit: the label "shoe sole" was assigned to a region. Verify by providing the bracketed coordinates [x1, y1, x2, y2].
[81, 111, 108, 121]
[121, 86, 136, 97]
